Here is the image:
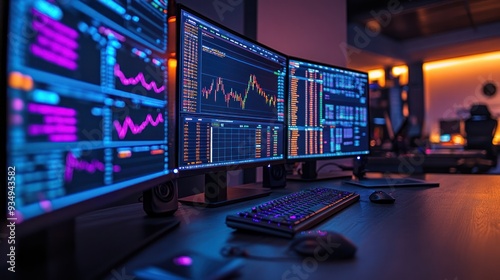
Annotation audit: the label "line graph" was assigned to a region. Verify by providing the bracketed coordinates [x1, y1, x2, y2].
[114, 64, 165, 94]
[201, 75, 277, 109]
[64, 152, 121, 182]
[198, 35, 285, 120]
[113, 112, 164, 139]
[200, 73, 281, 119]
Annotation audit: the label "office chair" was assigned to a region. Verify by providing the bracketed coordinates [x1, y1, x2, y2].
[464, 104, 498, 168]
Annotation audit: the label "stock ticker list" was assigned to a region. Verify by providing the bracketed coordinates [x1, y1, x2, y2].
[179, 12, 286, 169]
[288, 60, 369, 159]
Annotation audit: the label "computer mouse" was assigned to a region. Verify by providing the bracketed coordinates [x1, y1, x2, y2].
[290, 230, 357, 260]
[369, 191, 395, 204]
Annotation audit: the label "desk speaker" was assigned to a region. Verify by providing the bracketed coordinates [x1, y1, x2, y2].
[353, 156, 368, 179]
[143, 180, 178, 216]
[262, 164, 286, 189]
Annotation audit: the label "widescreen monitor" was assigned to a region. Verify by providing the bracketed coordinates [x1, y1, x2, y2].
[4, 0, 176, 277]
[287, 57, 370, 180]
[176, 5, 287, 205]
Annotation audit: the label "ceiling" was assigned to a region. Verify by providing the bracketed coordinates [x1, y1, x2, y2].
[347, 0, 500, 41]
[346, 0, 500, 69]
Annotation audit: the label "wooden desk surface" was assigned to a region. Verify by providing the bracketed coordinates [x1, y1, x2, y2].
[111, 174, 500, 280]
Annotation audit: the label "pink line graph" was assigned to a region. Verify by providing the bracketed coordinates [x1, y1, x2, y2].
[64, 152, 121, 182]
[114, 64, 165, 93]
[113, 112, 164, 139]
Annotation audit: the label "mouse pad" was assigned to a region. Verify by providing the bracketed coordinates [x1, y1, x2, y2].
[344, 178, 439, 188]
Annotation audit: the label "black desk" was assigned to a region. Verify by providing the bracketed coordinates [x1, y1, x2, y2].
[108, 174, 500, 280]
[367, 150, 496, 174]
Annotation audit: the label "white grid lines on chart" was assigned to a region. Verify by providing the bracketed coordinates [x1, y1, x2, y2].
[212, 127, 256, 162]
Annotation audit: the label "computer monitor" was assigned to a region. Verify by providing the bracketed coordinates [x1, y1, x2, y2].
[287, 57, 370, 180]
[3, 0, 177, 277]
[176, 5, 287, 206]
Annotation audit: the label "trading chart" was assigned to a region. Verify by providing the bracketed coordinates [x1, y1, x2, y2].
[177, 9, 286, 169]
[6, 0, 169, 217]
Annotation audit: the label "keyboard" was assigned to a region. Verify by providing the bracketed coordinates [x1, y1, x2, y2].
[226, 188, 360, 238]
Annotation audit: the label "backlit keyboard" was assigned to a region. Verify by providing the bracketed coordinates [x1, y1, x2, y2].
[226, 188, 359, 238]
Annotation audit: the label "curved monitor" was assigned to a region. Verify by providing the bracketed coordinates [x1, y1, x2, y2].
[176, 5, 287, 175]
[287, 57, 369, 179]
[4, 0, 175, 235]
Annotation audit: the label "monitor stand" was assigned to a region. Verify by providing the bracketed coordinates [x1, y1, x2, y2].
[287, 161, 352, 181]
[178, 171, 272, 208]
[15, 204, 180, 279]
[343, 156, 440, 188]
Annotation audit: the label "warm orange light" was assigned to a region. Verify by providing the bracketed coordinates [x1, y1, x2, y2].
[9, 72, 24, 89]
[22, 75, 34, 91]
[423, 51, 500, 71]
[452, 134, 465, 145]
[493, 135, 500, 145]
[368, 69, 385, 88]
[150, 149, 164, 155]
[392, 65, 407, 76]
[168, 58, 177, 69]
[402, 104, 409, 117]
[9, 72, 34, 91]
[366, 20, 381, 34]
[423, 50, 500, 142]
[430, 133, 441, 143]
[495, 123, 500, 145]
[168, 16, 176, 23]
[401, 90, 408, 101]
[391, 65, 408, 85]
[118, 151, 132, 158]
[368, 69, 383, 79]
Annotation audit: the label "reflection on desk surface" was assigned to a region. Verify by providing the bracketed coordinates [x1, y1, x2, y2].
[114, 174, 500, 280]
[424, 148, 486, 156]
[366, 150, 499, 174]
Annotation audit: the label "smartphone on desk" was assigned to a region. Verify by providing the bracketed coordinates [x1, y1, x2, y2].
[134, 251, 243, 280]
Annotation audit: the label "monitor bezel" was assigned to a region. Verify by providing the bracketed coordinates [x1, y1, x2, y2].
[286, 56, 371, 163]
[18, 173, 178, 237]
[2, 0, 9, 227]
[175, 4, 287, 177]
[3, 0, 178, 237]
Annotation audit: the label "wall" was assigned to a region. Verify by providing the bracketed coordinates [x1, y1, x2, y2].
[257, 0, 347, 67]
[423, 51, 500, 142]
[255, 0, 348, 179]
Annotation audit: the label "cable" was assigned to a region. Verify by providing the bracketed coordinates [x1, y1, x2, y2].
[220, 246, 296, 262]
